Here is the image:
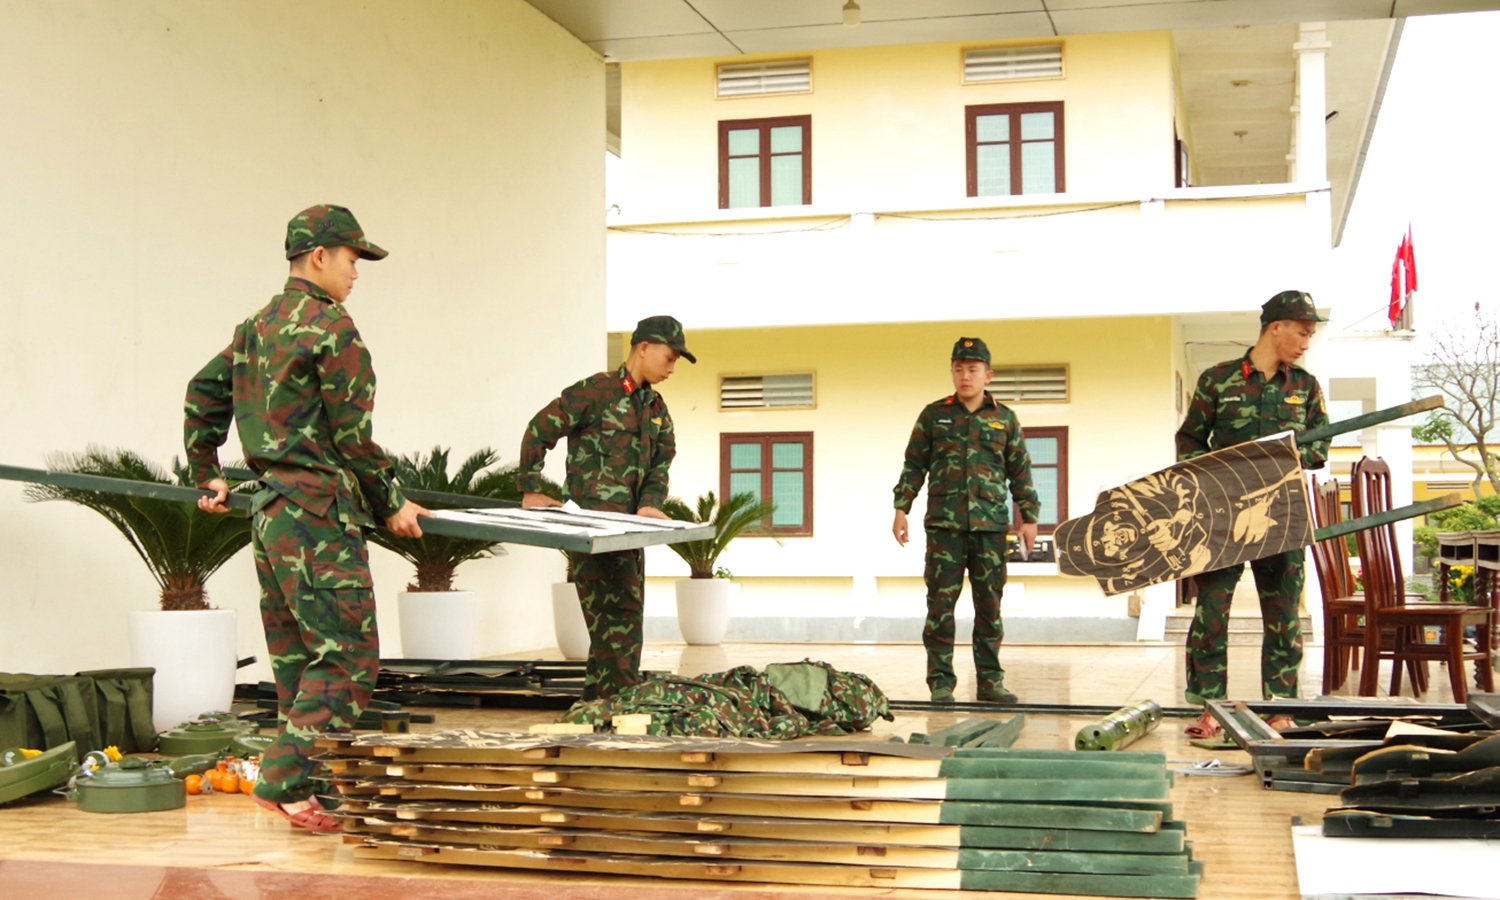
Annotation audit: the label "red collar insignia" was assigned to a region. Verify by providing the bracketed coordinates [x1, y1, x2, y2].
[622, 375, 636, 393]
[1241, 359, 1253, 379]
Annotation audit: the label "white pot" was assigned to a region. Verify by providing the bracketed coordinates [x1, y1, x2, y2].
[397, 590, 477, 659]
[128, 609, 237, 733]
[551, 582, 591, 660]
[675, 578, 736, 646]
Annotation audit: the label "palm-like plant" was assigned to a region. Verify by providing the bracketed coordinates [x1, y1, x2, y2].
[22, 447, 253, 610]
[366, 446, 560, 592]
[659, 491, 776, 579]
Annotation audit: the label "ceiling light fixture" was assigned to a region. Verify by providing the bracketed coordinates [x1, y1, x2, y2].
[842, 0, 861, 27]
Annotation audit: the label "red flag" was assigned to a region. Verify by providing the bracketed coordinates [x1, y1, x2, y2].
[1403, 226, 1417, 296]
[1389, 240, 1403, 327]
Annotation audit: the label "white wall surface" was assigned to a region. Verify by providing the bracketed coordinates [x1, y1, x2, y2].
[0, 0, 605, 679]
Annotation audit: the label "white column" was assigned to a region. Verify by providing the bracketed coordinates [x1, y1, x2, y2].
[1292, 22, 1331, 185]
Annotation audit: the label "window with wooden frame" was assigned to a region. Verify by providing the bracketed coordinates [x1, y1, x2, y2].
[719, 116, 812, 209]
[1017, 426, 1067, 534]
[966, 101, 1064, 197]
[720, 432, 813, 536]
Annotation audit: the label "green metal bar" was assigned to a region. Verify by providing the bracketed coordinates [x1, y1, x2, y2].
[1, 462, 712, 554]
[1313, 493, 1464, 542]
[223, 466, 516, 510]
[1296, 394, 1443, 446]
[0, 463, 254, 512]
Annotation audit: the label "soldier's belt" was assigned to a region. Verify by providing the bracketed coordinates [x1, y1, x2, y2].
[0, 463, 713, 554]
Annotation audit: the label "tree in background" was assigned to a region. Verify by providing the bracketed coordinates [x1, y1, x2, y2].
[1413, 308, 1500, 498]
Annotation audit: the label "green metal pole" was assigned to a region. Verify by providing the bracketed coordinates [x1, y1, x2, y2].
[1312, 493, 1464, 542]
[0, 463, 254, 512]
[1296, 395, 1443, 446]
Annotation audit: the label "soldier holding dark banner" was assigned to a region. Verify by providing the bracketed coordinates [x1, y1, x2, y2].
[1175, 290, 1331, 738]
[892, 337, 1039, 704]
[518, 316, 693, 701]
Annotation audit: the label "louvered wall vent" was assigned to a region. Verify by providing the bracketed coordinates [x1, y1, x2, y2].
[987, 366, 1069, 403]
[717, 59, 812, 97]
[964, 44, 1063, 83]
[720, 373, 815, 409]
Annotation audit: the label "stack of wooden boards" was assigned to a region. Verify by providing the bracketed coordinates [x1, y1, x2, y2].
[325, 730, 1201, 896]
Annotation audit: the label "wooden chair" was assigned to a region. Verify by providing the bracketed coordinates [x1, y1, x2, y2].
[1306, 473, 1365, 693]
[1350, 457, 1495, 701]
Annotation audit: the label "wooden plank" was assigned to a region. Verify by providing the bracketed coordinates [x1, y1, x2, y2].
[354, 839, 1200, 895]
[974, 714, 1025, 749]
[353, 839, 967, 889]
[343, 799, 1187, 852]
[354, 764, 1172, 803]
[350, 817, 1193, 876]
[340, 780, 1167, 832]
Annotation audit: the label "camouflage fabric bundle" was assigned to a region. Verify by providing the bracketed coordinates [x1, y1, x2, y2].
[561, 660, 891, 739]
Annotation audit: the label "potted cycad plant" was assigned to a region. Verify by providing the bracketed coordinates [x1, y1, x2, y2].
[365, 446, 523, 659]
[23, 447, 253, 731]
[660, 491, 775, 645]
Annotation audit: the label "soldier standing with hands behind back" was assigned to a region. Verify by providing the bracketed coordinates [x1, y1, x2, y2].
[893, 337, 1039, 704]
[517, 316, 694, 701]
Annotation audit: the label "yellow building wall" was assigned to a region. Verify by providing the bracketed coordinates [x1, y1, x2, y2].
[634, 316, 1180, 624]
[618, 32, 1178, 219]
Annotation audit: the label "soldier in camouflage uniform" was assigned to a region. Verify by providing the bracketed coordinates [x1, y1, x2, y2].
[186, 204, 428, 832]
[518, 316, 694, 701]
[892, 337, 1039, 704]
[1175, 290, 1330, 737]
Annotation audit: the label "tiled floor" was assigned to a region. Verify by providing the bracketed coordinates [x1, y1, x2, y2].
[0, 639, 1484, 899]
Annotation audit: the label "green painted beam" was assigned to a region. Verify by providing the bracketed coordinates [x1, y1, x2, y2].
[958, 869, 1199, 898]
[959, 823, 1185, 854]
[944, 778, 1170, 802]
[1313, 493, 1464, 542]
[1, 462, 713, 554]
[223, 466, 515, 510]
[938, 802, 1163, 832]
[957, 846, 1190, 875]
[939, 756, 1166, 782]
[1296, 394, 1443, 446]
[0, 463, 254, 512]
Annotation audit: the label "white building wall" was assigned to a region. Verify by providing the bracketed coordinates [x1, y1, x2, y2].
[0, 0, 605, 678]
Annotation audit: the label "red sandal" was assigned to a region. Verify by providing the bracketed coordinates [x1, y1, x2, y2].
[253, 793, 342, 834]
[1183, 709, 1222, 740]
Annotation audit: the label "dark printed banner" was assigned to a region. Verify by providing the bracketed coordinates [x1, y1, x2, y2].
[1055, 434, 1311, 595]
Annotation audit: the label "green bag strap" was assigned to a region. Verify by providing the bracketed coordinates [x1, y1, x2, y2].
[95, 679, 127, 748]
[57, 679, 101, 756]
[23, 688, 68, 751]
[124, 680, 156, 753]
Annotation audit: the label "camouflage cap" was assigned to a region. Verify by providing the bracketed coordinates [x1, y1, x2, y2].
[284, 204, 388, 261]
[951, 336, 991, 365]
[1260, 290, 1325, 325]
[630, 315, 697, 363]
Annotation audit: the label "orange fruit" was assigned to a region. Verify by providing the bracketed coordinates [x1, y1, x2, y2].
[240, 776, 255, 794]
[184, 774, 203, 795]
[220, 771, 240, 794]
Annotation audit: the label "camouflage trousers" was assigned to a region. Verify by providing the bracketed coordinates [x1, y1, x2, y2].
[1184, 549, 1304, 705]
[923, 528, 1008, 693]
[251, 496, 379, 803]
[569, 547, 645, 702]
